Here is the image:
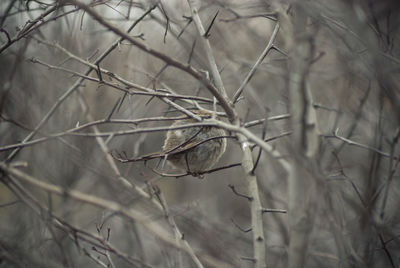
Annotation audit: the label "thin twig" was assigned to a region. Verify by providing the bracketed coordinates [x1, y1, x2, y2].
[262, 208, 287, 214]
[325, 128, 395, 159]
[231, 218, 252, 233]
[228, 184, 253, 201]
[233, 22, 280, 103]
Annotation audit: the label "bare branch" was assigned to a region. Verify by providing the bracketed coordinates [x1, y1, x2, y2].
[233, 22, 280, 103]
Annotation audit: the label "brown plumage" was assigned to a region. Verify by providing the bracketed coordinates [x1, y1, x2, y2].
[161, 110, 227, 173]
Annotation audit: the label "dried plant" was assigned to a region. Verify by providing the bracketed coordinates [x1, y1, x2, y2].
[0, 0, 399, 267]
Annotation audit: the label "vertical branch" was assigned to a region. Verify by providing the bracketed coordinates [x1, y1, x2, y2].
[187, 1, 266, 267]
[187, 0, 229, 101]
[237, 136, 267, 268]
[286, 3, 320, 268]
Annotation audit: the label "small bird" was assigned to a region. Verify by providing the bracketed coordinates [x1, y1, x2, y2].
[161, 110, 227, 174]
[131, 110, 226, 175]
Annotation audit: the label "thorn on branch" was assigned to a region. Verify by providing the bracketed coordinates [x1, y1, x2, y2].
[92, 246, 106, 257]
[106, 227, 111, 241]
[310, 51, 325, 64]
[272, 45, 288, 57]
[251, 114, 267, 174]
[158, 3, 169, 43]
[110, 150, 130, 163]
[73, 231, 80, 252]
[251, 147, 262, 174]
[116, 92, 127, 113]
[262, 208, 287, 214]
[236, 96, 244, 103]
[0, 28, 11, 43]
[188, 39, 196, 64]
[178, 16, 193, 39]
[240, 256, 256, 263]
[231, 218, 252, 233]
[204, 10, 219, 38]
[106, 97, 120, 121]
[134, 33, 145, 40]
[96, 62, 103, 82]
[228, 184, 253, 201]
